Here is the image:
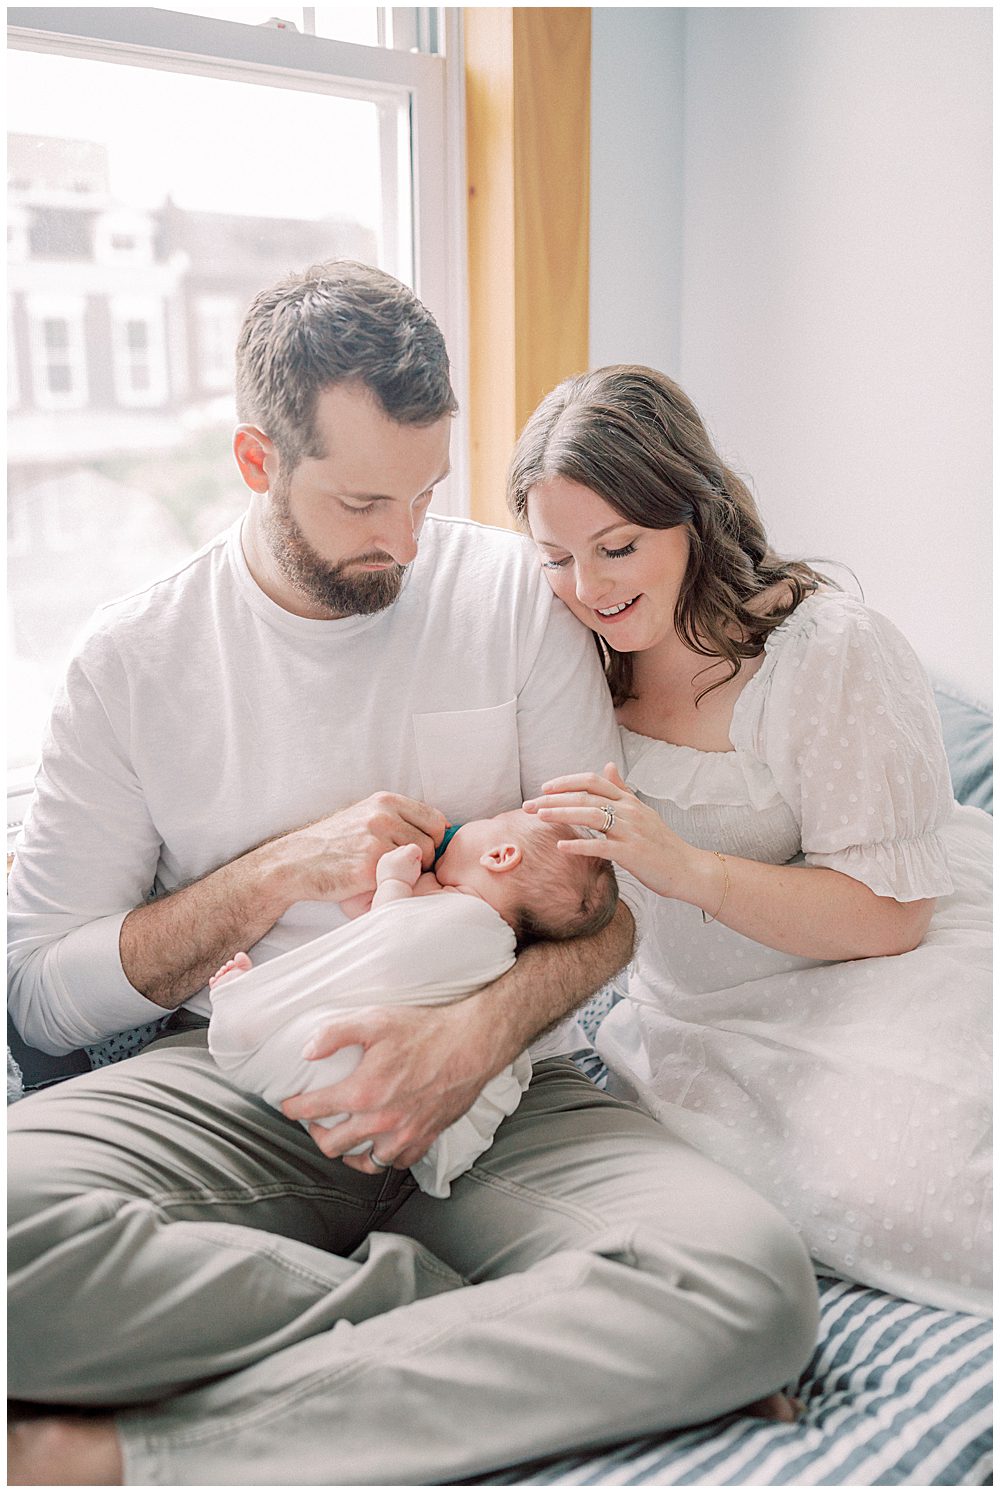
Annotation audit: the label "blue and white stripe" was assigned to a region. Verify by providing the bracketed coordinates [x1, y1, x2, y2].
[472, 1276, 992, 1487]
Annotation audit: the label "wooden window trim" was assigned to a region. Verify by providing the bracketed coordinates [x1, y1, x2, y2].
[464, 8, 590, 528]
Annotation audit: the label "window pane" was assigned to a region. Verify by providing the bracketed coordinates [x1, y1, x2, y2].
[311, 8, 383, 45]
[148, 6, 383, 46]
[43, 320, 69, 351]
[8, 45, 410, 771]
[126, 321, 149, 352]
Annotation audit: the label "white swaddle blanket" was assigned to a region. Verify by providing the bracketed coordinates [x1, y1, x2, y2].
[208, 893, 531, 1197]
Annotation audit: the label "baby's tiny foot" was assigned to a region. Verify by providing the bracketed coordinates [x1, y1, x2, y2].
[209, 951, 253, 989]
[742, 1391, 804, 1423]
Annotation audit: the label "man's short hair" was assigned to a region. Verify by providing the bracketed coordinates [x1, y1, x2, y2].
[235, 259, 458, 466]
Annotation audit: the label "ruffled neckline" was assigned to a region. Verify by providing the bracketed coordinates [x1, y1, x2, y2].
[620, 727, 782, 810]
[619, 591, 848, 811]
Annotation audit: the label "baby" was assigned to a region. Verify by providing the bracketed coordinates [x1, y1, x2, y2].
[208, 810, 618, 1196]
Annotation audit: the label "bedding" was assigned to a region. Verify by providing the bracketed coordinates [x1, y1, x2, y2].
[469, 1275, 991, 1485]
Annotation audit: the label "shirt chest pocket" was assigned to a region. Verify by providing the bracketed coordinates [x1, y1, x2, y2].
[412, 699, 521, 825]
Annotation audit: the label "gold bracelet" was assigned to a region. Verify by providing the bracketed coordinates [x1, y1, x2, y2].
[701, 851, 729, 925]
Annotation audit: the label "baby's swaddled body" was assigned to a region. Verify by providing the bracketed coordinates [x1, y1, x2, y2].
[208, 893, 531, 1196]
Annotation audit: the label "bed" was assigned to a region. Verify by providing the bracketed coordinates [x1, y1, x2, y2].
[7, 684, 992, 1484]
[471, 1274, 991, 1486]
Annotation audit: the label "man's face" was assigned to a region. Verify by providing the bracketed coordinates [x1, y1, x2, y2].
[259, 382, 452, 619]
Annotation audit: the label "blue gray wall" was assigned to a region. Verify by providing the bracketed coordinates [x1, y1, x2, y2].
[590, 8, 991, 701]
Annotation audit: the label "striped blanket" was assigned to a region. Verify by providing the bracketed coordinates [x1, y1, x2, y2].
[472, 1275, 992, 1486]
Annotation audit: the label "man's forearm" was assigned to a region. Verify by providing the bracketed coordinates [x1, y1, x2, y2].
[117, 791, 449, 1009]
[467, 900, 635, 1072]
[119, 841, 293, 1008]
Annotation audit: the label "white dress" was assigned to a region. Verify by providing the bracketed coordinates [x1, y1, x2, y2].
[597, 591, 992, 1315]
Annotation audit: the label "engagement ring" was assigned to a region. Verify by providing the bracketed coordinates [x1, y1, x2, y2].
[600, 804, 616, 832]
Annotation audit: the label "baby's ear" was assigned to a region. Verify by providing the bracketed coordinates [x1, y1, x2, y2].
[479, 841, 523, 874]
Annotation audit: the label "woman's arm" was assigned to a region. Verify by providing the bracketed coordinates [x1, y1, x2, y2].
[526, 765, 934, 962]
[681, 850, 934, 960]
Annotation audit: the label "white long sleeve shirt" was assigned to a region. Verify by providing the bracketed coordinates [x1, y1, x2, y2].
[8, 513, 643, 1054]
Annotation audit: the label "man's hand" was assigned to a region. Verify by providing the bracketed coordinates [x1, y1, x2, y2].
[280, 1000, 493, 1173]
[279, 899, 635, 1172]
[268, 793, 449, 907]
[119, 791, 447, 1011]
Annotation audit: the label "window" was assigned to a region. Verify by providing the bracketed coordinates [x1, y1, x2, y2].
[150, 6, 382, 46]
[110, 299, 169, 407]
[26, 296, 88, 409]
[94, 210, 157, 267]
[196, 294, 241, 392]
[28, 208, 91, 260]
[7, 7, 466, 776]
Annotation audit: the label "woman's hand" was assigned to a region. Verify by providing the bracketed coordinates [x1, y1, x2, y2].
[527, 763, 937, 959]
[523, 762, 702, 901]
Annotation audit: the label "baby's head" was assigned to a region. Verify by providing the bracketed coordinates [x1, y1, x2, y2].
[434, 809, 618, 948]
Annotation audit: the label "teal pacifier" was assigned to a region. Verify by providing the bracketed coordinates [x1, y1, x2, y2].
[433, 823, 461, 867]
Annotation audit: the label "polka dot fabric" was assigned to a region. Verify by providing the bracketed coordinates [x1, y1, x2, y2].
[85, 1016, 170, 1069]
[597, 591, 992, 1316]
[735, 592, 957, 898]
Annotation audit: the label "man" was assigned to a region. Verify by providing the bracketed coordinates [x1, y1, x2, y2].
[8, 261, 818, 1485]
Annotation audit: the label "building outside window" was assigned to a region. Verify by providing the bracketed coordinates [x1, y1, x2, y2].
[26, 296, 88, 409]
[7, 7, 464, 779]
[8, 298, 21, 410]
[195, 294, 241, 393]
[95, 208, 157, 268]
[109, 298, 169, 407]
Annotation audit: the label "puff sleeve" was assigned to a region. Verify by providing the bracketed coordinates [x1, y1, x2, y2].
[735, 595, 955, 900]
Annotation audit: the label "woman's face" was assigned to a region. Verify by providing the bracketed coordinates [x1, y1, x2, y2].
[527, 475, 689, 655]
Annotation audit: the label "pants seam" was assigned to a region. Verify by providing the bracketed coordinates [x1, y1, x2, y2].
[122, 1252, 595, 1453]
[135, 1181, 404, 1214]
[161, 1212, 463, 1293]
[161, 1215, 359, 1294]
[458, 1163, 611, 1232]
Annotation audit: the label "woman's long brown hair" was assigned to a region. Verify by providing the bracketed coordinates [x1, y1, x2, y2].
[507, 365, 832, 706]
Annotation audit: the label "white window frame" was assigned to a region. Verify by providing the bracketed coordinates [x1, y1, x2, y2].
[109, 295, 170, 407]
[26, 293, 89, 410]
[7, 6, 469, 515]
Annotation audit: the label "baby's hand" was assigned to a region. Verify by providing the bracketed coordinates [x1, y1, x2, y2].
[375, 843, 423, 889]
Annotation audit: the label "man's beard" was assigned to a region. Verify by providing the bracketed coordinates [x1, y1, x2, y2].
[263, 473, 407, 618]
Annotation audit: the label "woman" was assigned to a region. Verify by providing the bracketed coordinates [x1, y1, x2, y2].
[510, 365, 991, 1316]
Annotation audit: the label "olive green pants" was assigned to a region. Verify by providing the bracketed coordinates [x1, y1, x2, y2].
[8, 1033, 818, 1485]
